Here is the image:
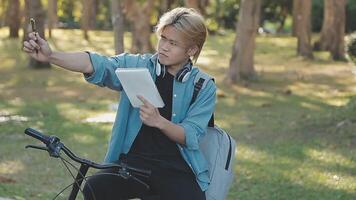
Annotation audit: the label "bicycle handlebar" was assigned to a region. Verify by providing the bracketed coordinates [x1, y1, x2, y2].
[24, 128, 151, 176]
[25, 128, 52, 145]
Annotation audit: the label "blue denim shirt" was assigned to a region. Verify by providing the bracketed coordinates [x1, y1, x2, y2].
[84, 52, 216, 191]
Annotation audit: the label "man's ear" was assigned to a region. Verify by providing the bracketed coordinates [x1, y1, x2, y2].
[187, 45, 199, 57]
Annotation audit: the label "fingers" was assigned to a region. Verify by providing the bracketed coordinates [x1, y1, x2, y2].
[29, 39, 40, 50]
[137, 95, 147, 104]
[139, 110, 149, 119]
[28, 32, 46, 44]
[24, 32, 41, 52]
[23, 41, 35, 53]
[137, 95, 153, 107]
[28, 32, 37, 40]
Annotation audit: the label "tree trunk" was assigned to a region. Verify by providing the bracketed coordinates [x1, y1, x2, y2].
[48, 0, 58, 38]
[184, 0, 209, 15]
[111, 0, 125, 54]
[226, 0, 261, 83]
[159, 0, 175, 16]
[81, 0, 94, 40]
[6, 0, 20, 38]
[123, 0, 155, 53]
[24, 0, 51, 68]
[330, 0, 346, 60]
[314, 0, 334, 51]
[292, 0, 299, 37]
[91, 0, 100, 29]
[295, 0, 313, 59]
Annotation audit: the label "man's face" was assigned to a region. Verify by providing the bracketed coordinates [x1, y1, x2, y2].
[157, 25, 193, 67]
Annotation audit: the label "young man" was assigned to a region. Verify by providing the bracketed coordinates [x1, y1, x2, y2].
[23, 7, 216, 200]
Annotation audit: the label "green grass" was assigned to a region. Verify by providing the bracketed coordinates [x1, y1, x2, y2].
[0, 28, 356, 200]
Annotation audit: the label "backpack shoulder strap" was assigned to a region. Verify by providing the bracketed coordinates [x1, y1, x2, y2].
[190, 70, 215, 127]
[190, 70, 212, 105]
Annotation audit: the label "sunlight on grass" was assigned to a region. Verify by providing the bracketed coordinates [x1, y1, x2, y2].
[300, 102, 322, 111]
[237, 143, 356, 195]
[1, 58, 16, 69]
[289, 82, 350, 106]
[301, 168, 356, 191]
[56, 103, 90, 120]
[305, 148, 355, 168]
[72, 133, 96, 144]
[0, 160, 25, 174]
[235, 86, 273, 98]
[237, 144, 271, 163]
[83, 112, 116, 123]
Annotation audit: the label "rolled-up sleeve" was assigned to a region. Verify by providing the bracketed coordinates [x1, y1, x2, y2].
[178, 80, 216, 150]
[84, 52, 137, 91]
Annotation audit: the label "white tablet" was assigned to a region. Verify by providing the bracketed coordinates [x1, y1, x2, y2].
[115, 68, 165, 108]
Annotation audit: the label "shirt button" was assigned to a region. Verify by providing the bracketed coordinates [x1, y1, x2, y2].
[172, 113, 176, 117]
[174, 94, 177, 98]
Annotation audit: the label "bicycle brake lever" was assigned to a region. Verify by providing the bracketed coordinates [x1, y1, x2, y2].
[25, 144, 49, 152]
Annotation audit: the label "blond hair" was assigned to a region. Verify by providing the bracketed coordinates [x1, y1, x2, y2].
[155, 7, 208, 63]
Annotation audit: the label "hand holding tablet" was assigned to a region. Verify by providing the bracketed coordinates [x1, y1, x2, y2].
[115, 68, 165, 108]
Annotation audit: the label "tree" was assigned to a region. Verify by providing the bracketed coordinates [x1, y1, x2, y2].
[314, 0, 334, 51]
[315, 0, 346, 60]
[111, 0, 125, 54]
[81, 0, 94, 40]
[48, 0, 58, 38]
[294, 0, 313, 59]
[6, 0, 20, 38]
[184, 0, 209, 15]
[23, 0, 51, 68]
[292, 0, 299, 36]
[226, 0, 261, 83]
[123, 0, 155, 53]
[159, 0, 175, 16]
[330, 0, 346, 60]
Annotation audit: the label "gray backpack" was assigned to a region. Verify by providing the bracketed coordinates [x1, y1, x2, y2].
[191, 71, 236, 200]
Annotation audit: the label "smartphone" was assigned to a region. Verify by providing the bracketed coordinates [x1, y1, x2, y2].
[30, 18, 36, 33]
[30, 18, 38, 53]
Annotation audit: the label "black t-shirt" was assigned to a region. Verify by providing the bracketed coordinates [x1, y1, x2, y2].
[126, 72, 191, 172]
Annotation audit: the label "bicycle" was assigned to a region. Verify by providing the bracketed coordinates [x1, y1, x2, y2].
[24, 128, 152, 200]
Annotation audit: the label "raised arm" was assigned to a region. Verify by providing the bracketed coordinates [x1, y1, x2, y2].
[23, 32, 93, 74]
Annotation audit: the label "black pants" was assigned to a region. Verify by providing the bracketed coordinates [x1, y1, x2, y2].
[83, 164, 205, 200]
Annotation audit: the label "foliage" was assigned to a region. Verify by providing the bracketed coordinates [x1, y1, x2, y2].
[57, 0, 80, 28]
[57, 0, 112, 30]
[0, 0, 8, 27]
[261, 0, 292, 32]
[206, 0, 240, 30]
[346, 0, 356, 33]
[310, 0, 324, 32]
[347, 32, 356, 64]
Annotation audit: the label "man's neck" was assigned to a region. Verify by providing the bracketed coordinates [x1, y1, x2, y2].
[166, 59, 190, 76]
